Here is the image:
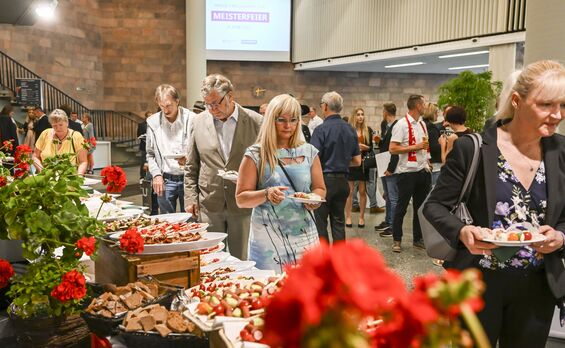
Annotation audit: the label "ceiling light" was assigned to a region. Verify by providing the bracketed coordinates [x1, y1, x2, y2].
[384, 62, 425, 69]
[448, 64, 489, 70]
[438, 50, 489, 59]
[35, 0, 58, 20]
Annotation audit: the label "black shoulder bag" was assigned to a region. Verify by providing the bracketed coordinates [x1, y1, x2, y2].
[277, 159, 318, 223]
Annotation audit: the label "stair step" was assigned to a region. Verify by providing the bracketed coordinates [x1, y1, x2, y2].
[125, 148, 140, 153]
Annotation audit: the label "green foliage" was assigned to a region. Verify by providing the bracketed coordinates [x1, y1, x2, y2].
[437, 70, 502, 132]
[0, 154, 104, 318]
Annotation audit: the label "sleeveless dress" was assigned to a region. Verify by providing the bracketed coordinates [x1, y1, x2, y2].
[245, 143, 320, 273]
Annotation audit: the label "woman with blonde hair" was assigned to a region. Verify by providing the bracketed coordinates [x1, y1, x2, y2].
[422, 102, 442, 186]
[345, 107, 373, 228]
[424, 60, 565, 346]
[33, 109, 88, 175]
[23, 108, 36, 148]
[236, 94, 326, 272]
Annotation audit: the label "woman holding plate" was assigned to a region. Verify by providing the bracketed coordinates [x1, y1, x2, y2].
[423, 60, 565, 347]
[236, 94, 326, 273]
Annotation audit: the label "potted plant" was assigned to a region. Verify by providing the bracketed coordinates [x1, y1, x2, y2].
[0, 140, 125, 346]
[437, 70, 502, 132]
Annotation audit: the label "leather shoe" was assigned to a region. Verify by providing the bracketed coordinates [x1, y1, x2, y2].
[392, 241, 401, 253]
[370, 207, 385, 214]
[379, 227, 392, 237]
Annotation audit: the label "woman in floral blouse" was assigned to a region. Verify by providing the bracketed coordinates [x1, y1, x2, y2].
[424, 60, 565, 347]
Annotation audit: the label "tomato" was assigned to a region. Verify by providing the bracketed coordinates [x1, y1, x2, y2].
[250, 298, 264, 310]
[507, 232, 520, 241]
[196, 302, 213, 315]
[523, 232, 532, 241]
[240, 330, 254, 342]
[213, 304, 225, 316]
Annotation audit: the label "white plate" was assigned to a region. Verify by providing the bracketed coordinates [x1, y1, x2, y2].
[228, 269, 276, 280]
[149, 212, 192, 223]
[83, 177, 101, 186]
[163, 153, 185, 159]
[201, 241, 225, 255]
[288, 195, 326, 204]
[96, 209, 143, 222]
[483, 233, 546, 247]
[111, 232, 227, 255]
[201, 252, 230, 266]
[201, 260, 255, 274]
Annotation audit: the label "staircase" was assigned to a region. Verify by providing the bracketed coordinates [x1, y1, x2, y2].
[0, 49, 142, 165]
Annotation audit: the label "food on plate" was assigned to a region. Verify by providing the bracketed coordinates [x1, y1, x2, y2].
[200, 243, 223, 255]
[480, 226, 541, 242]
[104, 216, 158, 233]
[86, 281, 160, 317]
[136, 222, 207, 245]
[200, 267, 237, 283]
[291, 192, 322, 200]
[239, 317, 266, 344]
[123, 304, 202, 337]
[201, 256, 221, 267]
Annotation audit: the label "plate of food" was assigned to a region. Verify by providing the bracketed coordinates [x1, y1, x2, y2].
[200, 260, 256, 274]
[150, 213, 192, 223]
[83, 177, 101, 186]
[480, 223, 546, 246]
[163, 153, 185, 159]
[200, 252, 230, 267]
[288, 192, 325, 204]
[218, 170, 239, 183]
[200, 242, 225, 255]
[110, 231, 227, 255]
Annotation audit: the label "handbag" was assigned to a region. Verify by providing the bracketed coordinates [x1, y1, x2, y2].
[417, 133, 482, 261]
[277, 159, 318, 223]
[362, 150, 377, 171]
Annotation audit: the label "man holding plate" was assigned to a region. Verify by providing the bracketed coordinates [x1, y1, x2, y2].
[146, 84, 195, 214]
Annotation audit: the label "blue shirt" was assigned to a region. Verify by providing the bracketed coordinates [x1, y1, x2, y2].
[310, 114, 360, 174]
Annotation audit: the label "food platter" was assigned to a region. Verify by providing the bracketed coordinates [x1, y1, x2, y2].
[110, 232, 227, 255]
[288, 192, 325, 204]
[150, 212, 192, 223]
[480, 222, 545, 247]
[96, 209, 144, 222]
[83, 177, 101, 186]
[200, 242, 225, 255]
[200, 260, 256, 274]
[200, 252, 231, 267]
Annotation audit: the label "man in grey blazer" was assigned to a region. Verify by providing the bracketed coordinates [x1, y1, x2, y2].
[184, 74, 262, 260]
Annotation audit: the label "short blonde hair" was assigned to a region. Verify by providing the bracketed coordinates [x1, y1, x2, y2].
[496, 60, 565, 121]
[154, 84, 180, 103]
[256, 94, 303, 181]
[423, 102, 439, 121]
[48, 109, 68, 124]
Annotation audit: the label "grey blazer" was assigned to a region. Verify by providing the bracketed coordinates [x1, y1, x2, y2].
[184, 105, 262, 215]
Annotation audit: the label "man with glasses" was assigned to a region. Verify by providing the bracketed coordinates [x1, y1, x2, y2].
[146, 84, 195, 214]
[184, 74, 262, 260]
[310, 91, 361, 243]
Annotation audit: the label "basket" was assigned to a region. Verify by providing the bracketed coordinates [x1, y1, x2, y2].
[119, 329, 208, 348]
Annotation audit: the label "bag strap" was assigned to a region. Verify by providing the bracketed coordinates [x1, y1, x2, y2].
[277, 158, 317, 222]
[455, 133, 482, 205]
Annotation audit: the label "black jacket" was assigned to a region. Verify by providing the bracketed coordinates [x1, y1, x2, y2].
[0, 115, 19, 155]
[68, 119, 82, 133]
[301, 124, 311, 143]
[424, 120, 442, 164]
[137, 121, 147, 152]
[34, 114, 50, 143]
[379, 120, 399, 173]
[423, 123, 565, 299]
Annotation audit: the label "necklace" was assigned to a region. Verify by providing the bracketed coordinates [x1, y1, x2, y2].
[520, 151, 537, 172]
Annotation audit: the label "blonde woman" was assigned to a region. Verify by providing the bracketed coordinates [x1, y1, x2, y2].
[33, 109, 88, 175]
[236, 94, 326, 272]
[23, 108, 36, 148]
[345, 107, 373, 228]
[424, 60, 565, 346]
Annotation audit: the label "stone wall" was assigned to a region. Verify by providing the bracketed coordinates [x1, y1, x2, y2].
[207, 61, 452, 127]
[0, 0, 186, 115]
[0, 0, 104, 109]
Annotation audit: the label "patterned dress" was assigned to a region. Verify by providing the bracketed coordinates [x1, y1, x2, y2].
[478, 152, 546, 271]
[245, 143, 320, 273]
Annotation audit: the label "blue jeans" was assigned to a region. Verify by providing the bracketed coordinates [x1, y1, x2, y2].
[352, 168, 377, 208]
[382, 175, 399, 225]
[157, 177, 184, 214]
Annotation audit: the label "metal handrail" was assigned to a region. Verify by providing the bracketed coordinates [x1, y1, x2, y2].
[0, 49, 140, 143]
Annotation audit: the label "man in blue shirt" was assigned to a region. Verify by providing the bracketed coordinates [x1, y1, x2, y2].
[310, 91, 361, 243]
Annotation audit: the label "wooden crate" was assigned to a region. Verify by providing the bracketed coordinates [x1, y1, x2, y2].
[94, 242, 200, 288]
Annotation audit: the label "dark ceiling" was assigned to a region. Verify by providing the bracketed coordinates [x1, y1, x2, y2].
[0, 0, 38, 26]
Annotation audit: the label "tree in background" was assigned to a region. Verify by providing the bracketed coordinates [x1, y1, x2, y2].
[437, 71, 502, 132]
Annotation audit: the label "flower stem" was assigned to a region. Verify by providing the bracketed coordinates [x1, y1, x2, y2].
[461, 303, 491, 348]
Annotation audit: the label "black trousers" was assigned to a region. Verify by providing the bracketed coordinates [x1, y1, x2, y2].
[478, 269, 555, 348]
[315, 174, 350, 243]
[392, 169, 431, 243]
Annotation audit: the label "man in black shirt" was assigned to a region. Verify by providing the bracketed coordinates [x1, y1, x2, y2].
[33, 106, 50, 143]
[310, 91, 361, 243]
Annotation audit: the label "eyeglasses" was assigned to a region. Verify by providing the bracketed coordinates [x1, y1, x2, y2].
[275, 117, 299, 124]
[204, 93, 228, 110]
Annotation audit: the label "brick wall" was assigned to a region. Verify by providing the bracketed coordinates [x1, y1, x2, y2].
[0, 0, 186, 116]
[207, 61, 452, 127]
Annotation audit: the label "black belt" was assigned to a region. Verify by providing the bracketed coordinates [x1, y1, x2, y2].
[324, 173, 348, 178]
[162, 172, 184, 181]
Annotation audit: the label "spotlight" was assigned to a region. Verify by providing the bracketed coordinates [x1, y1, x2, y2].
[35, 0, 58, 20]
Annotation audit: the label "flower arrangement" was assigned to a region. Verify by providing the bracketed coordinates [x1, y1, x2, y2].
[0, 140, 127, 319]
[263, 240, 489, 348]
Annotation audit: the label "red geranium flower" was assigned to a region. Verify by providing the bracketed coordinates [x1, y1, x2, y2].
[76, 236, 96, 256]
[14, 144, 33, 162]
[1, 140, 13, 151]
[0, 259, 15, 289]
[89, 137, 97, 147]
[101, 166, 127, 193]
[119, 227, 144, 254]
[12, 162, 29, 178]
[82, 137, 97, 150]
[50, 270, 87, 302]
[0, 176, 7, 188]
